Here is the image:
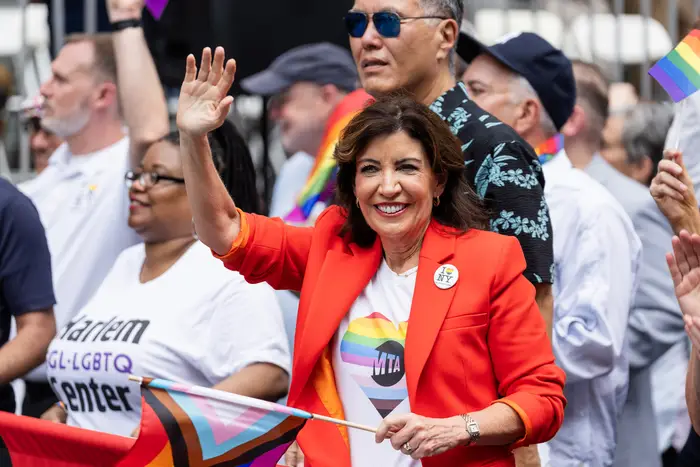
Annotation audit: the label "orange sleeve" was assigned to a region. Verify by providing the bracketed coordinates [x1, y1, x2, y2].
[211, 208, 316, 292]
[487, 237, 566, 449]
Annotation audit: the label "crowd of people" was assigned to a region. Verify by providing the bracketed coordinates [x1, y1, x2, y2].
[0, 0, 698, 466]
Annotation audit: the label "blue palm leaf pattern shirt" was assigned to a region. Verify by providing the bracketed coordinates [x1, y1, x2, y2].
[431, 82, 554, 285]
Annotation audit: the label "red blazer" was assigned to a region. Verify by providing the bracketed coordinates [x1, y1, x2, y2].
[217, 206, 566, 467]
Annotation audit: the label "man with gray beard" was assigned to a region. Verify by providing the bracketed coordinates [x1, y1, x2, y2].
[18, 31, 152, 417]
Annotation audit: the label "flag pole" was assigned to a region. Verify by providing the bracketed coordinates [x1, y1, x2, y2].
[675, 99, 685, 150]
[310, 414, 377, 433]
[129, 375, 378, 433]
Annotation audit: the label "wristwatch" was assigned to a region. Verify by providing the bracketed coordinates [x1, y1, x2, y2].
[460, 413, 480, 446]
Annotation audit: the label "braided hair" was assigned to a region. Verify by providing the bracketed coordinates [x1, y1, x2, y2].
[165, 120, 261, 214]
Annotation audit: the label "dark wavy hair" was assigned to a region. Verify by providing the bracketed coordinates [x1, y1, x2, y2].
[334, 94, 487, 247]
[165, 119, 261, 214]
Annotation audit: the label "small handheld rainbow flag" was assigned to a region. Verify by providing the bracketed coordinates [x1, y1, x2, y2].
[284, 89, 373, 225]
[649, 30, 700, 102]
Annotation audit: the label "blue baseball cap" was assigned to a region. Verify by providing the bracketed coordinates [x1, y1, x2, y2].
[241, 42, 358, 96]
[458, 31, 576, 131]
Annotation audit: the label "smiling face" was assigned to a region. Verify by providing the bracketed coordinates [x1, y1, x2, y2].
[348, 0, 456, 101]
[354, 130, 443, 247]
[127, 141, 193, 244]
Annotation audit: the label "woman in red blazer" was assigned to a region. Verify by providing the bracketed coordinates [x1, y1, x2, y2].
[176, 47, 566, 467]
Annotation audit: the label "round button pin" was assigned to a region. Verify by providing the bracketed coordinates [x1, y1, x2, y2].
[434, 264, 459, 290]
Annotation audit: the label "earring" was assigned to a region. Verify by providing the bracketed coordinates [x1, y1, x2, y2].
[433, 196, 440, 207]
[356, 199, 360, 208]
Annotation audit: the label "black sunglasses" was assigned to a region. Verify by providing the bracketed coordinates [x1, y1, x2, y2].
[344, 11, 449, 38]
[125, 170, 185, 189]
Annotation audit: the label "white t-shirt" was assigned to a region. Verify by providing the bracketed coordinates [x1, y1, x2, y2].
[46, 241, 291, 437]
[20, 139, 141, 380]
[332, 259, 419, 467]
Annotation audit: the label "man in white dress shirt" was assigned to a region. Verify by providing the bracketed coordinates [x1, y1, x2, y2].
[18, 32, 148, 416]
[460, 32, 641, 467]
[565, 61, 687, 467]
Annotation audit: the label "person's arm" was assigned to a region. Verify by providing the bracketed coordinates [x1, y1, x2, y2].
[176, 47, 240, 255]
[688, 353, 700, 433]
[651, 150, 700, 234]
[551, 204, 635, 383]
[0, 194, 57, 382]
[213, 363, 289, 402]
[535, 285, 553, 340]
[201, 281, 291, 402]
[477, 140, 555, 338]
[107, 0, 170, 167]
[0, 310, 55, 384]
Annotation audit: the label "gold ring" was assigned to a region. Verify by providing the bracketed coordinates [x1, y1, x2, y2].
[403, 442, 412, 453]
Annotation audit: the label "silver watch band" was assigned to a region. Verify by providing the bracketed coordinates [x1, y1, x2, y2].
[460, 413, 480, 446]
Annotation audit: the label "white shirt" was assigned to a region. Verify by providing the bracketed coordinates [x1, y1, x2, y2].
[45, 241, 291, 437]
[333, 259, 419, 467]
[539, 151, 641, 467]
[20, 139, 141, 379]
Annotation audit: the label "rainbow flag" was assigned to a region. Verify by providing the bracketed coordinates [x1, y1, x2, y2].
[534, 134, 564, 165]
[649, 29, 700, 102]
[118, 378, 309, 467]
[284, 89, 373, 224]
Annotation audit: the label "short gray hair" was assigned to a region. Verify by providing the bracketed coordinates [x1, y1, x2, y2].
[510, 75, 558, 138]
[419, 0, 464, 72]
[622, 102, 674, 167]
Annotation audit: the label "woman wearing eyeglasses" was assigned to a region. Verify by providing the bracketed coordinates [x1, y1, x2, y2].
[39, 0, 291, 437]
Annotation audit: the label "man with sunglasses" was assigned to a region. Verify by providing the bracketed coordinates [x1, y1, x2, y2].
[344, 0, 554, 365]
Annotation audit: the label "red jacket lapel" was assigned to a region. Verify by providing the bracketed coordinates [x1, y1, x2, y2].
[405, 221, 459, 402]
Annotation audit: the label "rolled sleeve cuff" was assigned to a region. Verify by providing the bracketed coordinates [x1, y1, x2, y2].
[212, 209, 250, 262]
[490, 399, 532, 449]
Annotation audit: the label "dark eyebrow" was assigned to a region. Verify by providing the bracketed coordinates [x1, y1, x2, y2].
[357, 157, 380, 164]
[396, 157, 423, 164]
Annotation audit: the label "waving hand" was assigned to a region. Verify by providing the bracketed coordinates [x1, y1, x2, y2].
[177, 47, 236, 138]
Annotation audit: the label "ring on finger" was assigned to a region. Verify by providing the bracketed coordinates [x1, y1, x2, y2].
[403, 442, 412, 453]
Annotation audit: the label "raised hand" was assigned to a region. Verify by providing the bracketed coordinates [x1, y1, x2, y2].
[106, 0, 144, 22]
[667, 230, 700, 354]
[177, 47, 236, 138]
[650, 150, 698, 230]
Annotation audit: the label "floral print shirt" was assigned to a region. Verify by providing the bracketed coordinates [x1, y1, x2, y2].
[430, 82, 554, 285]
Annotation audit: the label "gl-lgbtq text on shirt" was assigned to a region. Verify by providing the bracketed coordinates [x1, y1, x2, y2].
[48, 314, 148, 415]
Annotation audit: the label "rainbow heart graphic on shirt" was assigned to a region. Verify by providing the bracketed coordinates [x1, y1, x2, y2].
[340, 312, 408, 417]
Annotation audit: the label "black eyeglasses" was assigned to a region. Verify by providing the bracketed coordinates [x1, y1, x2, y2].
[344, 11, 449, 38]
[125, 170, 185, 189]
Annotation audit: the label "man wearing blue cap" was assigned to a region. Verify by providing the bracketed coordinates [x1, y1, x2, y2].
[460, 31, 642, 467]
[241, 42, 358, 219]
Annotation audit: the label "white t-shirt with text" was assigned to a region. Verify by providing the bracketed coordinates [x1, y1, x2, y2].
[20, 139, 141, 382]
[332, 259, 420, 467]
[46, 241, 291, 437]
